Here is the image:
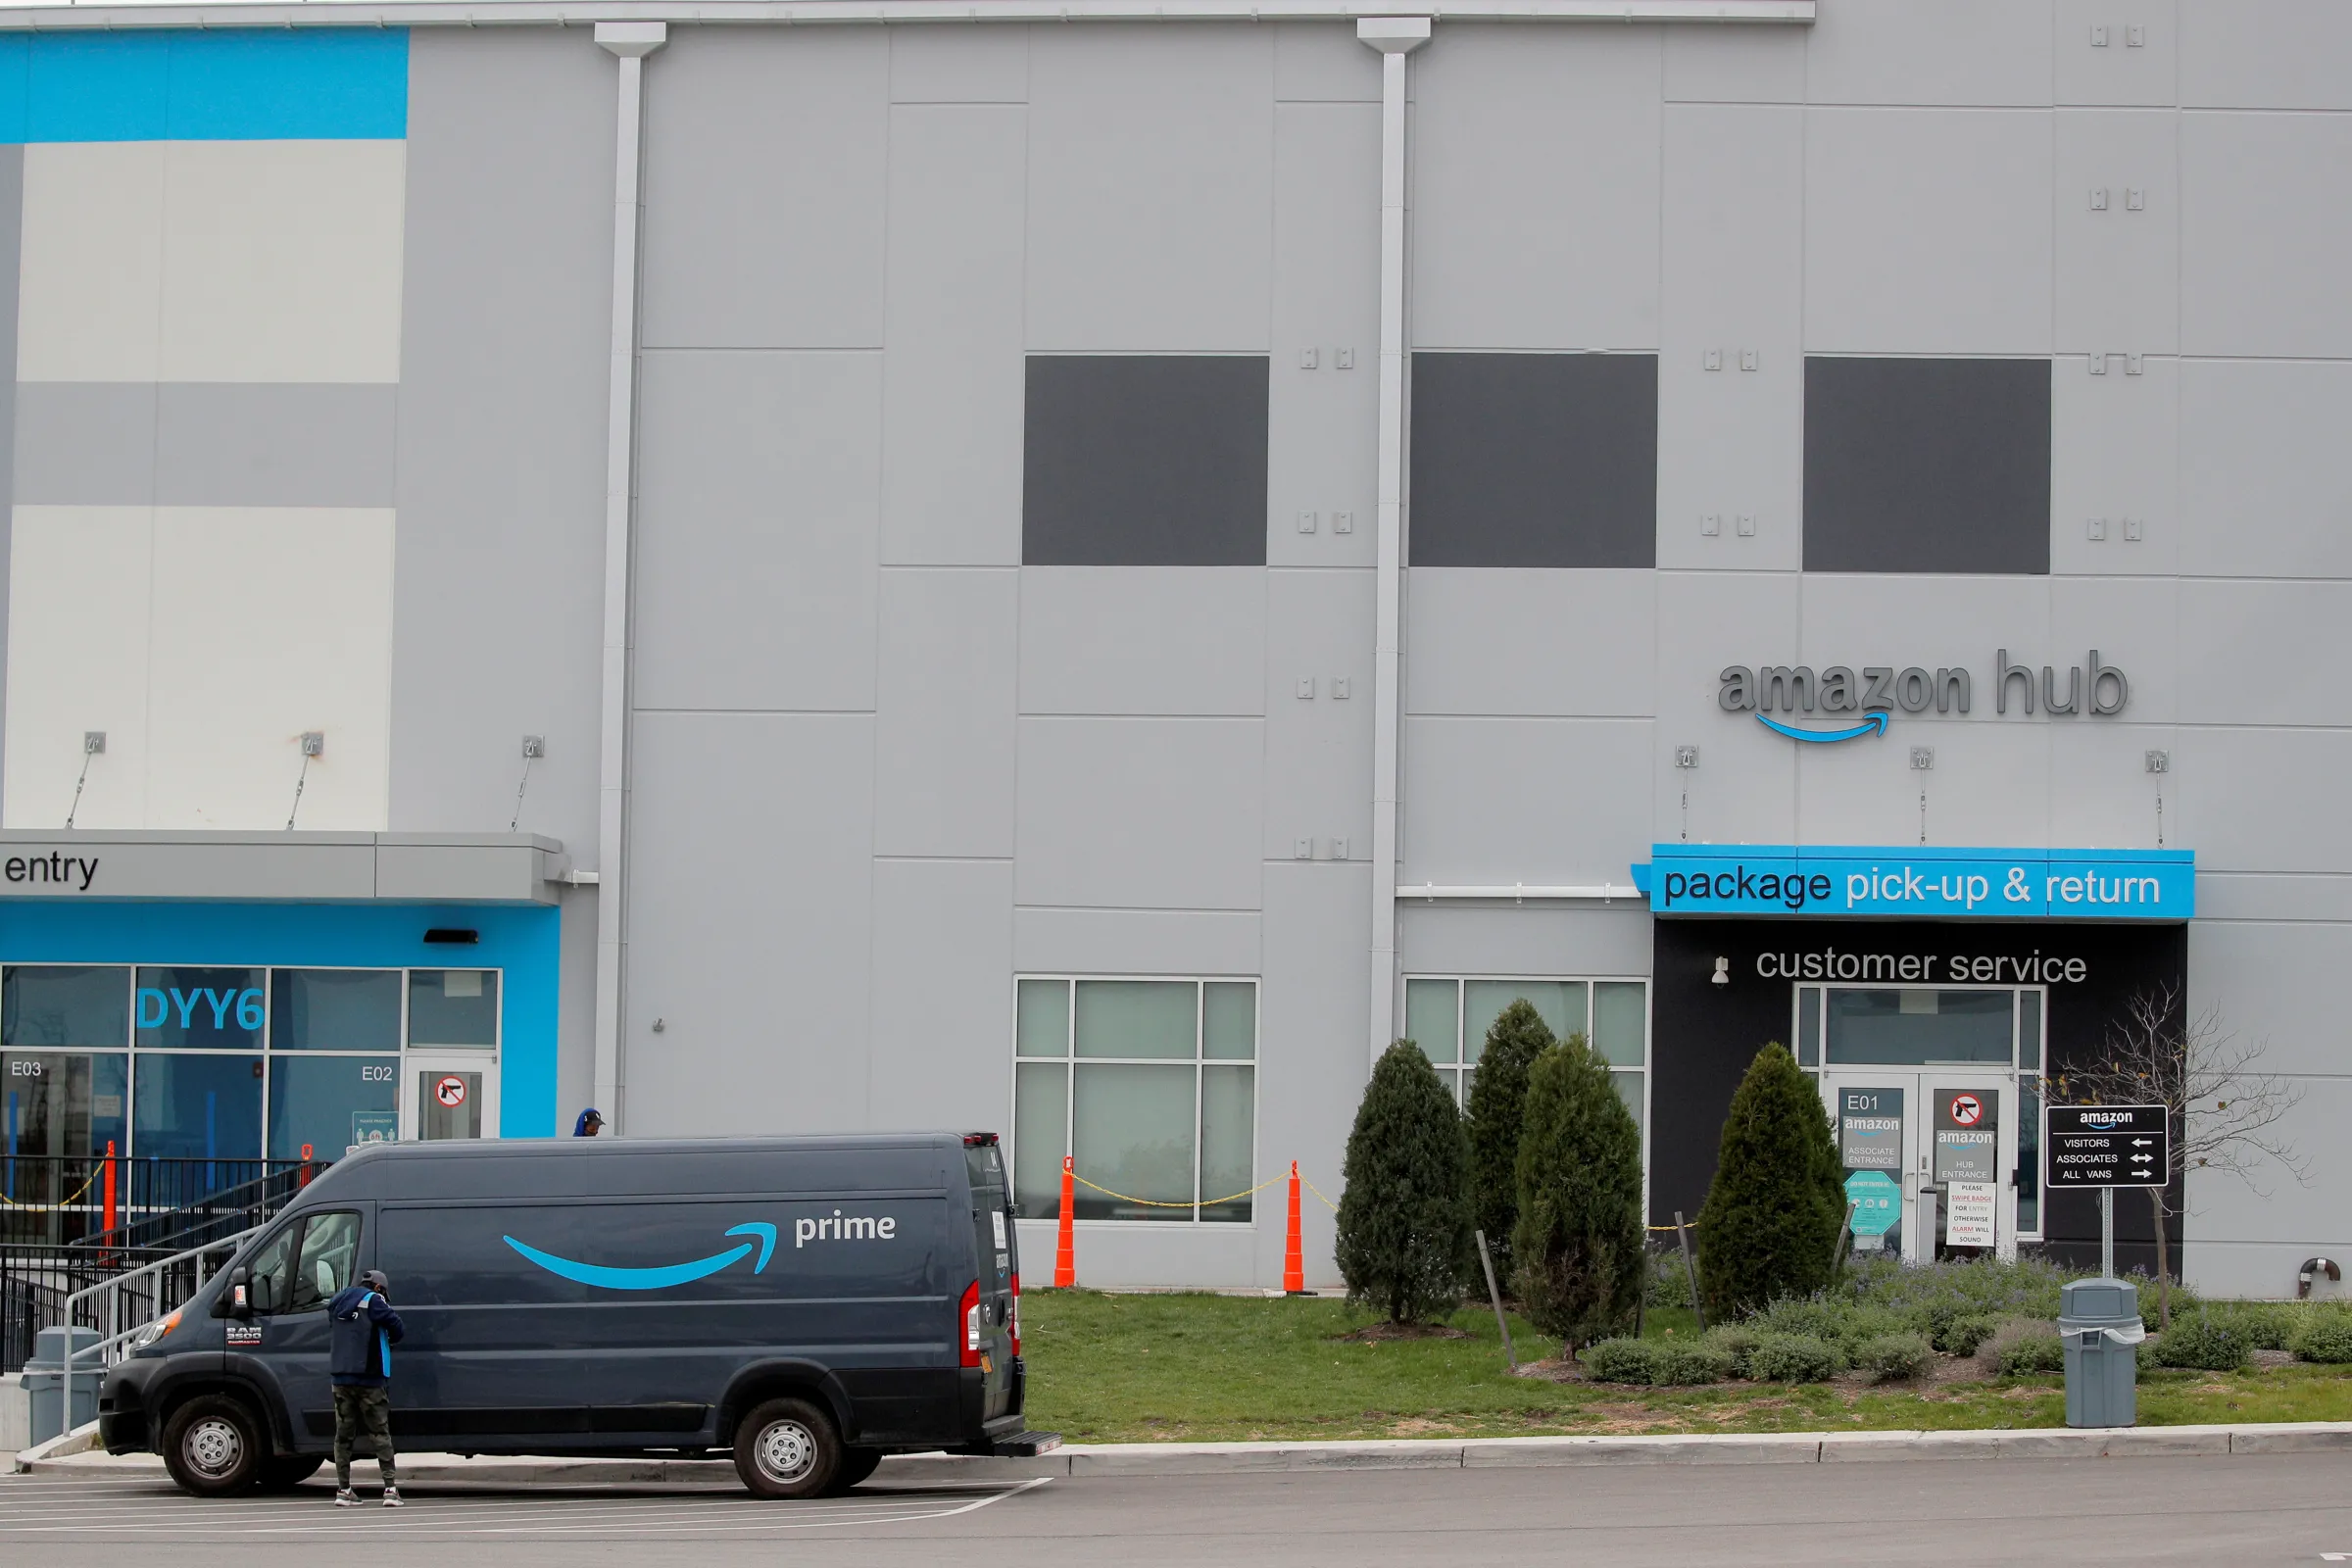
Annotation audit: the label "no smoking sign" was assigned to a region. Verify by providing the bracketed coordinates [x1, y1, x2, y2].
[434, 1074, 468, 1109]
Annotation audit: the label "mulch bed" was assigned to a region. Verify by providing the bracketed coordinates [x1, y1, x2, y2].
[1333, 1322, 1475, 1344]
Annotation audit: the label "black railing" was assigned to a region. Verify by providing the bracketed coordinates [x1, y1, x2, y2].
[0, 1155, 324, 1248]
[0, 1243, 177, 1373]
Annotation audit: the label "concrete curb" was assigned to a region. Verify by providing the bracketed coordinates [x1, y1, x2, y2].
[10, 1420, 99, 1474]
[21, 1421, 2352, 1482]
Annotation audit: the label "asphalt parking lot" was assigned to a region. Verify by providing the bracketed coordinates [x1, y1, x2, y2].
[10, 1451, 2352, 1565]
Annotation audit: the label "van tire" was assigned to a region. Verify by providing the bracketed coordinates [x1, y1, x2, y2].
[830, 1446, 882, 1494]
[733, 1397, 840, 1499]
[163, 1396, 265, 1496]
[258, 1455, 325, 1492]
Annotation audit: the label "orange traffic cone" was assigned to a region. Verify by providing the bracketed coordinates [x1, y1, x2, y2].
[1283, 1160, 1306, 1295]
[1054, 1155, 1077, 1288]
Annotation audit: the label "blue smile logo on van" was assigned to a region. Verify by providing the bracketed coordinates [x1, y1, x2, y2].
[504, 1222, 777, 1291]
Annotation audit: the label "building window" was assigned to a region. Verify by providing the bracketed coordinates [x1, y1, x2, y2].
[0, 962, 502, 1173]
[1402, 976, 1648, 1132]
[1012, 977, 1257, 1224]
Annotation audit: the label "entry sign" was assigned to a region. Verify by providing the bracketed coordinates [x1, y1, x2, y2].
[2043, 1103, 2169, 1190]
[434, 1074, 468, 1109]
[1945, 1182, 1997, 1248]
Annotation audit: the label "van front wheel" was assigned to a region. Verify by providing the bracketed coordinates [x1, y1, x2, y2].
[162, 1396, 264, 1496]
[733, 1397, 841, 1500]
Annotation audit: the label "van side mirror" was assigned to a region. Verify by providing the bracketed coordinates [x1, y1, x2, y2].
[228, 1266, 252, 1318]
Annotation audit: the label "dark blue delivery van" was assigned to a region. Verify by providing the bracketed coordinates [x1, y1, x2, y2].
[99, 1133, 1055, 1498]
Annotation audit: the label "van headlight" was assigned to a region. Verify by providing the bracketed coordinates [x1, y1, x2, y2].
[128, 1310, 180, 1352]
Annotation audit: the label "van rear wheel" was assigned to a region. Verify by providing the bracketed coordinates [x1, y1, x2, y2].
[733, 1397, 841, 1500]
[162, 1396, 264, 1496]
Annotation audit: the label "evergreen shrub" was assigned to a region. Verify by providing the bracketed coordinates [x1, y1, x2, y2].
[2149, 1313, 2250, 1372]
[2292, 1315, 2352, 1365]
[1651, 1340, 1735, 1386]
[1335, 1041, 1472, 1324]
[1463, 1000, 1555, 1290]
[1701, 1325, 1764, 1379]
[1694, 1044, 1847, 1323]
[1938, 1314, 2005, 1358]
[1510, 1035, 1645, 1351]
[1578, 1338, 1659, 1385]
[1988, 1326, 2065, 1376]
[1746, 1334, 1845, 1383]
[1647, 1244, 1694, 1309]
[1855, 1332, 1935, 1383]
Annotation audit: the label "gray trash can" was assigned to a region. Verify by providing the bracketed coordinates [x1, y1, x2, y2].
[2059, 1279, 2145, 1429]
[20, 1326, 102, 1446]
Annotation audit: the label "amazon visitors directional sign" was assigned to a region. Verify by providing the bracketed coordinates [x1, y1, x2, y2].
[2043, 1104, 2170, 1191]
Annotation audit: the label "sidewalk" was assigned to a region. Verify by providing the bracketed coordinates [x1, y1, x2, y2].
[20, 1421, 2352, 1482]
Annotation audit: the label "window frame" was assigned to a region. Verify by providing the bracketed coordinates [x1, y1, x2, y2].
[1401, 972, 1652, 1210]
[0, 961, 503, 1162]
[1009, 974, 1261, 1228]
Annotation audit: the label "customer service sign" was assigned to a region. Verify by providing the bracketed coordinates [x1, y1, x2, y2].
[1631, 845, 2193, 920]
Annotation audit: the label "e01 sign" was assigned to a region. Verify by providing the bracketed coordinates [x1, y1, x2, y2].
[2043, 1103, 2169, 1190]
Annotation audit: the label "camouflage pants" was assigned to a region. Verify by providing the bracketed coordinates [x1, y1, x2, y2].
[332, 1386, 396, 1488]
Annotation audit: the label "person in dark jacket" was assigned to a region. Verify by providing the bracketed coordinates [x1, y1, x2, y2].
[574, 1107, 605, 1137]
[328, 1268, 405, 1507]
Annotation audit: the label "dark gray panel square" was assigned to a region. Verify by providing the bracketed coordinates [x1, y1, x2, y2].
[1803, 357, 2051, 574]
[1408, 353, 1658, 568]
[1021, 355, 1268, 566]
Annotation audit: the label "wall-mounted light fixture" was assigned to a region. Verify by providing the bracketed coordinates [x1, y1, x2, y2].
[1711, 956, 1730, 988]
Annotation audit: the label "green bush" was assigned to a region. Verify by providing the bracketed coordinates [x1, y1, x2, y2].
[1746, 1334, 1845, 1384]
[1832, 1253, 2069, 1326]
[1463, 1001, 1554, 1292]
[1335, 1041, 1472, 1324]
[2150, 1312, 2250, 1372]
[1991, 1330, 2065, 1377]
[1651, 1340, 1736, 1386]
[1510, 1035, 1645, 1351]
[1855, 1332, 1935, 1383]
[1647, 1243, 1695, 1309]
[1702, 1324, 1764, 1379]
[2206, 1300, 2295, 1351]
[2292, 1315, 2352, 1364]
[1694, 1045, 1847, 1323]
[1579, 1337, 1659, 1385]
[1938, 1314, 2005, 1358]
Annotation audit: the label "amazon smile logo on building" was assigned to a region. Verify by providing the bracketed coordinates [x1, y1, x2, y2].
[1720, 651, 2130, 743]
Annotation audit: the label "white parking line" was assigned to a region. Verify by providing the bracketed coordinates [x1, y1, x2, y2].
[0, 1478, 1050, 1537]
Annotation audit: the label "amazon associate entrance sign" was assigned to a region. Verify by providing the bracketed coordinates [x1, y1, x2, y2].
[1631, 845, 2194, 920]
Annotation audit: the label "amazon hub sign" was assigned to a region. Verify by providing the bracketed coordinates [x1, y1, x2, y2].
[1718, 651, 2130, 719]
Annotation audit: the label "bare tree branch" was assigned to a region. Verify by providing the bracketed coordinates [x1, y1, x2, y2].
[2042, 981, 2311, 1206]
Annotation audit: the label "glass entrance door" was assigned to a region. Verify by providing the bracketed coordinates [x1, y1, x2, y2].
[401, 1055, 498, 1142]
[1807, 985, 2042, 1264]
[1822, 1070, 2017, 1263]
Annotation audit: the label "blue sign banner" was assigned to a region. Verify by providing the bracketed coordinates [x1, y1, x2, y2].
[1631, 844, 2193, 920]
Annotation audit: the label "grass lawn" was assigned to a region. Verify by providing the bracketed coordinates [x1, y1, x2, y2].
[1020, 1289, 2352, 1444]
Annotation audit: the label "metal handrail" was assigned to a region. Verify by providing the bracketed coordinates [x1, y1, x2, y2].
[57, 1226, 263, 1404]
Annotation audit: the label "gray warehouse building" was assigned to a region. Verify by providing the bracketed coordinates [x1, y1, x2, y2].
[0, 0, 2342, 1298]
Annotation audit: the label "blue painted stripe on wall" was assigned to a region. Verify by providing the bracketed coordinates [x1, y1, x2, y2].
[0, 29, 407, 143]
[0, 901, 558, 1138]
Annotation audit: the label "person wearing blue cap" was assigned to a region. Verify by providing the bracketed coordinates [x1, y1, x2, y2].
[574, 1108, 605, 1137]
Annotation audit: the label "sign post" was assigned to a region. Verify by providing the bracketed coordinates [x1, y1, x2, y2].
[2043, 1103, 2170, 1277]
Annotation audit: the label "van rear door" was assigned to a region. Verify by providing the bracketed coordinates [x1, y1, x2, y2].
[964, 1140, 1015, 1421]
